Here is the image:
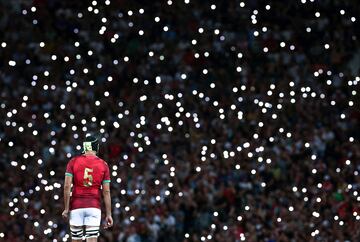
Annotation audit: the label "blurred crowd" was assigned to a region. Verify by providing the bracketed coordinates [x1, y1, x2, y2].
[0, 0, 359, 241]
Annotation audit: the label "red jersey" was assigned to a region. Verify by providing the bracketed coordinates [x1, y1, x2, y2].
[65, 154, 110, 210]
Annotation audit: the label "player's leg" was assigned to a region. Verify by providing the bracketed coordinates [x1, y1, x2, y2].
[70, 225, 83, 242]
[85, 226, 99, 242]
[69, 208, 85, 241]
[84, 208, 101, 242]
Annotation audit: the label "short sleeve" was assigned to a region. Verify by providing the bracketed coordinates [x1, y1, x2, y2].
[102, 162, 111, 183]
[65, 159, 74, 177]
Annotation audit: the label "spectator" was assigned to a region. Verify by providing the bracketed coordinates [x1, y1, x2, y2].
[0, 0, 359, 241]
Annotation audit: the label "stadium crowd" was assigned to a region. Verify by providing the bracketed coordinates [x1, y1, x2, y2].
[0, 0, 359, 241]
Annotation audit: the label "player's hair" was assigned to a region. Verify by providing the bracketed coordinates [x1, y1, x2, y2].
[83, 135, 99, 153]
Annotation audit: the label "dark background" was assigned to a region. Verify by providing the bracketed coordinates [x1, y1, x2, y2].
[0, 0, 359, 241]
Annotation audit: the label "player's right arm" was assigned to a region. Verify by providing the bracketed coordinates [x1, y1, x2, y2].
[102, 182, 113, 228]
[102, 163, 113, 228]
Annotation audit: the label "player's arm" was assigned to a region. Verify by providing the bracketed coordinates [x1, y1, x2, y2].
[102, 182, 113, 228]
[102, 182, 112, 217]
[102, 164, 113, 228]
[62, 159, 74, 219]
[63, 175, 73, 212]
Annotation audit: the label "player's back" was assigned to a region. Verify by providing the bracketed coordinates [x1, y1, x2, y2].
[66, 154, 110, 210]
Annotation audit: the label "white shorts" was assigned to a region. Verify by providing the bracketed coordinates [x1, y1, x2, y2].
[69, 208, 101, 226]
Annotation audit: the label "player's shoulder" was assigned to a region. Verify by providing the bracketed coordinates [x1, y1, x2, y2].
[97, 157, 109, 167]
[70, 154, 84, 161]
[68, 154, 87, 164]
[92, 156, 109, 169]
[71, 154, 108, 166]
[68, 156, 77, 163]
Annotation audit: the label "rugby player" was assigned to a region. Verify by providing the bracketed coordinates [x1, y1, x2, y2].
[62, 135, 113, 241]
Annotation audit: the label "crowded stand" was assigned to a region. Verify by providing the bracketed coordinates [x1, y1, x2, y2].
[0, 0, 359, 241]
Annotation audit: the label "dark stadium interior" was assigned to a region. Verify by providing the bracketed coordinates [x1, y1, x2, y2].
[0, 0, 359, 241]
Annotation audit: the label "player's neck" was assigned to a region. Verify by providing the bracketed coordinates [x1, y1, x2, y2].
[84, 151, 97, 156]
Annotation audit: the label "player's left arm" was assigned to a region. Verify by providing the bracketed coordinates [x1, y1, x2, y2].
[62, 159, 74, 219]
[63, 175, 72, 214]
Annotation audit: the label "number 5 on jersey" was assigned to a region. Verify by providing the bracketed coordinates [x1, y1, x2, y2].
[83, 168, 93, 187]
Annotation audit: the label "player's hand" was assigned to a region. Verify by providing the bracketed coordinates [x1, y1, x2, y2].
[62, 210, 69, 219]
[103, 215, 113, 229]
